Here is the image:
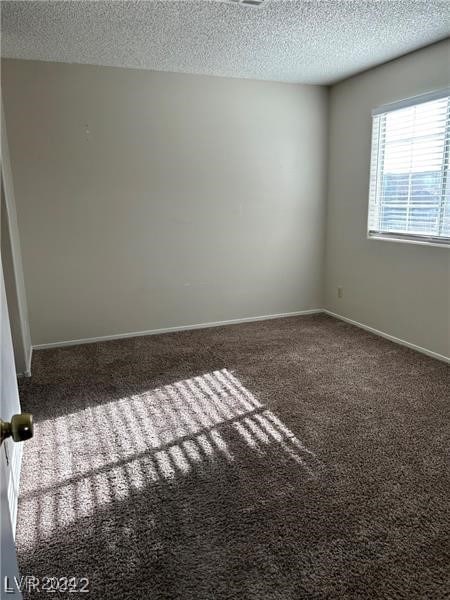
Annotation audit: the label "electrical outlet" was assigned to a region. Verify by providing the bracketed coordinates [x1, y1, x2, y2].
[337, 286, 344, 299]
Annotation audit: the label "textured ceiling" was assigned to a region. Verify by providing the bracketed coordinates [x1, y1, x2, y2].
[1, 1, 449, 85]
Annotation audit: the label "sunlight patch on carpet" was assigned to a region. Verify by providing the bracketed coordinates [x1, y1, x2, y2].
[18, 369, 316, 548]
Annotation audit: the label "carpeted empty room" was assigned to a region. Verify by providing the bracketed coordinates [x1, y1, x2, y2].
[16, 316, 450, 599]
[1, 2, 449, 600]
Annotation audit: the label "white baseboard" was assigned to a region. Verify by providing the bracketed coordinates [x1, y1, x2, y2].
[31, 308, 449, 364]
[323, 309, 449, 364]
[32, 309, 323, 350]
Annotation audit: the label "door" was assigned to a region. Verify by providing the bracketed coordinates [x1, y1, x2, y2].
[0, 249, 22, 596]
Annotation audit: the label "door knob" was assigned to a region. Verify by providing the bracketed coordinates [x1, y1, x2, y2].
[0, 413, 33, 446]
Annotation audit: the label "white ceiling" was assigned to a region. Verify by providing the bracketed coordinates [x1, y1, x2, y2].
[1, 0, 449, 85]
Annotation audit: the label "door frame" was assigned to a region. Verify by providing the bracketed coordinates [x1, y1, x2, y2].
[0, 103, 32, 379]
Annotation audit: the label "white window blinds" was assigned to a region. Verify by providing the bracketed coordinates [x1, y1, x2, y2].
[368, 89, 450, 245]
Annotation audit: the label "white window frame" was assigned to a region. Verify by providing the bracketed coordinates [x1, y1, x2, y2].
[367, 88, 450, 248]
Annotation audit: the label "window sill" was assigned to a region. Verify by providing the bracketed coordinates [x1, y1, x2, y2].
[367, 233, 450, 248]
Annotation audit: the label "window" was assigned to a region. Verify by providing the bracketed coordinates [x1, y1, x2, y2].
[368, 89, 450, 246]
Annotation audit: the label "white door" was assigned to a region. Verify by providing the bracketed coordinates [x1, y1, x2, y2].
[0, 253, 23, 596]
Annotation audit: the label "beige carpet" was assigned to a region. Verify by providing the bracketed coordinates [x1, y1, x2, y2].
[16, 314, 450, 599]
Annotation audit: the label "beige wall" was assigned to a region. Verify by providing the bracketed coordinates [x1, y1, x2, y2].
[326, 40, 450, 359]
[2, 59, 328, 346]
